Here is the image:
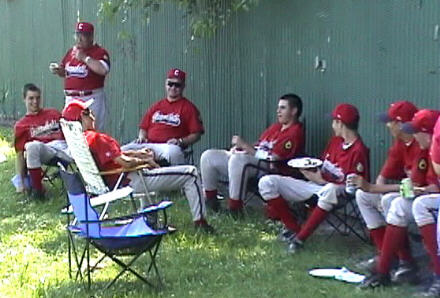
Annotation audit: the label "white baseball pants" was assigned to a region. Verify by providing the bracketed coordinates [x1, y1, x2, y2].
[386, 194, 439, 227]
[128, 165, 206, 221]
[200, 149, 268, 199]
[25, 140, 71, 169]
[258, 174, 345, 211]
[355, 190, 400, 229]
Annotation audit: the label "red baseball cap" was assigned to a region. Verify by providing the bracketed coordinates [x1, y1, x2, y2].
[167, 68, 186, 81]
[401, 109, 440, 134]
[331, 103, 360, 125]
[76, 22, 94, 33]
[62, 99, 94, 121]
[378, 101, 418, 123]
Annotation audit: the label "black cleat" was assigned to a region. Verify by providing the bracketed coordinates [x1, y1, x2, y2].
[358, 273, 391, 289]
[287, 236, 303, 254]
[278, 228, 295, 243]
[415, 277, 440, 297]
[392, 261, 419, 285]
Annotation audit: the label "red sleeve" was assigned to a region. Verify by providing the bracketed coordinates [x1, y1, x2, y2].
[350, 148, 370, 181]
[430, 134, 440, 164]
[94, 47, 110, 69]
[380, 141, 405, 179]
[271, 125, 305, 159]
[13, 121, 29, 152]
[88, 132, 122, 166]
[183, 102, 204, 134]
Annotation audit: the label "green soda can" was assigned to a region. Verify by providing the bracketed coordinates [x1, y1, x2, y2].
[400, 178, 415, 199]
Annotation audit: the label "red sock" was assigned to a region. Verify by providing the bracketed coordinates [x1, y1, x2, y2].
[194, 218, 208, 226]
[265, 204, 280, 220]
[29, 168, 43, 192]
[419, 224, 440, 275]
[205, 190, 217, 201]
[228, 198, 243, 210]
[370, 226, 386, 254]
[267, 197, 301, 233]
[396, 233, 413, 263]
[377, 225, 408, 274]
[296, 207, 328, 241]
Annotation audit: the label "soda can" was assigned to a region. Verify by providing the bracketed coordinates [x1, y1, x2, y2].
[345, 173, 357, 194]
[400, 178, 415, 199]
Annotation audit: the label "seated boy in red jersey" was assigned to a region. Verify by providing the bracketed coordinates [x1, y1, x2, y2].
[258, 103, 369, 253]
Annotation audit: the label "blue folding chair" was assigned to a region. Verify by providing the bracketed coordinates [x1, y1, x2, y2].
[59, 167, 173, 291]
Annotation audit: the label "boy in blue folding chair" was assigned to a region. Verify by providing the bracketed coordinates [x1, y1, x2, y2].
[62, 99, 214, 233]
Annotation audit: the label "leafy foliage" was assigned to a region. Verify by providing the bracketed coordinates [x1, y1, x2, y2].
[98, 0, 260, 38]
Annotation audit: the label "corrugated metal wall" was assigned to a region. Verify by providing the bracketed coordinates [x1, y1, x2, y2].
[1, 0, 440, 176]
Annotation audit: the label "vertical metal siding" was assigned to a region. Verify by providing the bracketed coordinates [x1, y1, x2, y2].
[1, 0, 440, 175]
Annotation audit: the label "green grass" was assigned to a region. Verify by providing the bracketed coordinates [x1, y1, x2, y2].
[0, 126, 414, 297]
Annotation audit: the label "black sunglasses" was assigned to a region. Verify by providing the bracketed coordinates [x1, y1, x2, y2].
[167, 81, 182, 88]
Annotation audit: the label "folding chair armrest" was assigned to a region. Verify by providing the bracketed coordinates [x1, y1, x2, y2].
[99, 164, 151, 176]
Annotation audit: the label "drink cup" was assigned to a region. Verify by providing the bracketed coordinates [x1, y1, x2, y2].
[345, 173, 357, 194]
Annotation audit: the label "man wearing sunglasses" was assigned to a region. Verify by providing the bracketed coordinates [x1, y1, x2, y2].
[122, 68, 204, 165]
[50, 22, 110, 131]
[62, 99, 214, 233]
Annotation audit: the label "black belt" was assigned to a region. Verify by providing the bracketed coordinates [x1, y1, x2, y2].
[64, 90, 93, 97]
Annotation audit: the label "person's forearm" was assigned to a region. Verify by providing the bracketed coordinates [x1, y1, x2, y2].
[180, 133, 201, 147]
[85, 58, 108, 76]
[366, 183, 399, 193]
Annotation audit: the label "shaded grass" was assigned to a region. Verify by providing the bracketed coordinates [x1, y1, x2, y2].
[0, 127, 414, 297]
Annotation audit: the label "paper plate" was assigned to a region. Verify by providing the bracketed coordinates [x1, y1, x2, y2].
[288, 157, 323, 169]
[308, 267, 365, 284]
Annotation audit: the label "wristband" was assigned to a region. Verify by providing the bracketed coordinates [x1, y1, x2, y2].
[84, 56, 91, 64]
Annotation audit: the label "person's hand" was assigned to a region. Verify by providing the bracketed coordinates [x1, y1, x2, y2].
[138, 148, 155, 160]
[167, 138, 179, 145]
[49, 62, 60, 74]
[300, 168, 324, 184]
[135, 136, 146, 144]
[351, 174, 371, 192]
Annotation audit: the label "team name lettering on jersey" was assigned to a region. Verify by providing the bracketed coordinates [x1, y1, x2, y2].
[65, 63, 88, 78]
[151, 111, 181, 127]
[30, 120, 61, 138]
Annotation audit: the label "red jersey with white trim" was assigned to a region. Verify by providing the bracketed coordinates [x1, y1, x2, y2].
[320, 136, 370, 184]
[85, 130, 126, 188]
[380, 139, 422, 180]
[139, 97, 204, 143]
[61, 44, 110, 91]
[410, 148, 438, 186]
[256, 122, 305, 159]
[430, 118, 440, 164]
[14, 109, 63, 152]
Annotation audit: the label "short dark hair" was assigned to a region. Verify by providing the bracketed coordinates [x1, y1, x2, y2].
[343, 120, 359, 131]
[22, 83, 41, 98]
[280, 93, 303, 118]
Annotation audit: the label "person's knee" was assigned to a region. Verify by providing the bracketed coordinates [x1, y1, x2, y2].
[355, 190, 369, 207]
[24, 141, 42, 154]
[412, 198, 435, 226]
[258, 175, 276, 193]
[386, 198, 408, 226]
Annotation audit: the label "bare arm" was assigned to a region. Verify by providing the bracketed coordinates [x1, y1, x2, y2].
[231, 135, 256, 155]
[114, 153, 159, 170]
[135, 129, 148, 143]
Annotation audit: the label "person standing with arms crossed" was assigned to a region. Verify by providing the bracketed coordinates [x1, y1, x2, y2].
[50, 22, 110, 131]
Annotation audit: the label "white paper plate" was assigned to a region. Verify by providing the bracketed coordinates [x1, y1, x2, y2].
[308, 268, 341, 278]
[288, 157, 323, 169]
[308, 267, 365, 283]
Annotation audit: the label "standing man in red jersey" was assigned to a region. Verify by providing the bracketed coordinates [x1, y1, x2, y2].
[50, 22, 110, 131]
[122, 68, 204, 166]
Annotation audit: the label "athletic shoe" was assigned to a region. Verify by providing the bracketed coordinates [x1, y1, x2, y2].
[287, 236, 303, 254]
[358, 273, 391, 289]
[30, 189, 46, 201]
[415, 277, 440, 297]
[278, 228, 295, 242]
[392, 260, 419, 284]
[356, 256, 378, 273]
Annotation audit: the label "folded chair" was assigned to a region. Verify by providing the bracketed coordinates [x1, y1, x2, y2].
[59, 119, 154, 218]
[59, 167, 172, 291]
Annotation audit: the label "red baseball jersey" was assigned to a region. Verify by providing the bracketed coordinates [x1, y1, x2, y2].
[409, 149, 438, 186]
[257, 122, 305, 159]
[139, 97, 204, 143]
[430, 118, 440, 164]
[14, 109, 64, 152]
[380, 139, 423, 180]
[85, 130, 127, 188]
[61, 44, 110, 91]
[320, 136, 370, 184]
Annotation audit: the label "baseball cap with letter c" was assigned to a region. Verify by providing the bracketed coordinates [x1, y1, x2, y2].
[167, 68, 186, 82]
[76, 22, 94, 33]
